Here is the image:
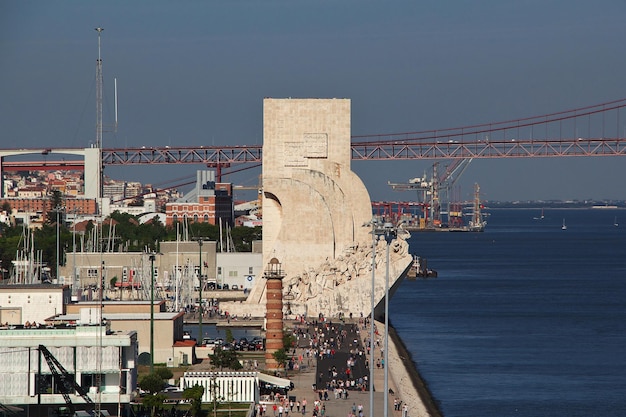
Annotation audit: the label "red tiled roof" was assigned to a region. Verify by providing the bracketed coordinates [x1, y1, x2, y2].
[173, 340, 197, 347]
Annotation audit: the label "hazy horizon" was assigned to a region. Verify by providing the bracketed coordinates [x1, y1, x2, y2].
[2, 1, 626, 202]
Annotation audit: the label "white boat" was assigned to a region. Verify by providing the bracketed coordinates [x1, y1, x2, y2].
[614, 217, 619, 227]
[561, 218, 567, 230]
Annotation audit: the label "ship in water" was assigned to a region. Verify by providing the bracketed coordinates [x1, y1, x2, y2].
[464, 183, 488, 232]
[406, 255, 437, 279]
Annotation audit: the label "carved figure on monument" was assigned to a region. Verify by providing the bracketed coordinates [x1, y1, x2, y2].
[284, 230, 410, 311]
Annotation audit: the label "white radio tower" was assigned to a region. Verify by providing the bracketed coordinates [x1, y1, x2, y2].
[95, 27, 104, 149]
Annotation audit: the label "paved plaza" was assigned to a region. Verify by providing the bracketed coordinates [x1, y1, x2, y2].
[275, 317, 407, 417]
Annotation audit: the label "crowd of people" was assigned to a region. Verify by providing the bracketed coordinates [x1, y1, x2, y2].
[251, 313, 410, 417]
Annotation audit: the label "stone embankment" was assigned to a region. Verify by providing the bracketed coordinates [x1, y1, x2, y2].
[383, 322, 443, 417]
[360, 320, 442, 417]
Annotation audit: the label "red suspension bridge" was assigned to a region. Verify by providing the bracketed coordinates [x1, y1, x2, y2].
[2, 98, 626, 179]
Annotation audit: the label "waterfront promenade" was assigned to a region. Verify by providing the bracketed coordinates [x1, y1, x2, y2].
[188, 313, 441, 417]
[275, 318, 438, 417]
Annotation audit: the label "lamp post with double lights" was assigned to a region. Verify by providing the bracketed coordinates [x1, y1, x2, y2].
[53, 206, 65, 282]
[382, 222, 397, 417]
[192, 237, 208, 345]
[149, 252, 156, 373]
[367, 219, 380, 417]
[366, 219, 397, 417]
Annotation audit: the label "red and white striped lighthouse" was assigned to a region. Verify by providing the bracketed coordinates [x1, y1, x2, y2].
[264, 257, 285, 370]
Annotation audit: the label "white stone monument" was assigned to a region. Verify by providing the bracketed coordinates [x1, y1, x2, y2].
[222, 98, 412, 318]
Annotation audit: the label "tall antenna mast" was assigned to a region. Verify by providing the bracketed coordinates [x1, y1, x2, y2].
[95, 27, 104, 148]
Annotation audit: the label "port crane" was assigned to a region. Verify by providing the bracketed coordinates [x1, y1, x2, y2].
[388, 158, 473, 228]
[38, 345, 94, 416]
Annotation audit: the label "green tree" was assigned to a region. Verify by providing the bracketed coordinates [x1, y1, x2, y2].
[183, 384, 205, 417]
[142, 393, 168, 417]
[0, 227, 23, 278]
[139, 373, 165, 394]
[283, 332, 296, 351]
[45, 190, 64, 225]
[208, 347, 242, 371]
[154, 366, 174, 381]
[230, 226, 262, 252]
[272, 348, 289, 370]
[224, 329, 234, 343]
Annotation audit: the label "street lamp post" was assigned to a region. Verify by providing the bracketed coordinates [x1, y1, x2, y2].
[72, 213, 77, 296]
[382, 222, 396, 417]
[149, 253, 156, 374]
[56, 209, 60, 281]
[197, 239, 204, 345]
[54, 206, 64, 281]
[369, 219, 378, 417]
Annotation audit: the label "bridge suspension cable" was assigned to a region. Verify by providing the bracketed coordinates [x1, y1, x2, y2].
[3, 97, 626, 171]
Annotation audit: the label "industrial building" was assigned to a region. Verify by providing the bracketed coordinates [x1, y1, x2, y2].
[0, 322, 138, 417]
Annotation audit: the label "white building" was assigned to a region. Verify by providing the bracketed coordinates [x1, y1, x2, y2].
[216, 252, 263, 290]
[0, 285, 71, 325]
[0, 324, 138, 417]
[180, 371, 292, 404]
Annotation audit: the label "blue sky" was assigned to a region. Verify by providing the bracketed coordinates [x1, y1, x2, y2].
[1, 1, 626, 202]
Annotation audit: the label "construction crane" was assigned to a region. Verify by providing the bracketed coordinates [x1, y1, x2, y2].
[0, 403, 22, 416]
[38, 345, 94, 416]
[437, 158, 473, 227]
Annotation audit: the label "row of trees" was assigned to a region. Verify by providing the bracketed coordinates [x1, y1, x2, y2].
[0, 203, 262, 279]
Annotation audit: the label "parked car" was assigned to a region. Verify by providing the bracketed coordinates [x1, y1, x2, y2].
[203, 338, 217, 348]
[250, 337, 264, 351]
[231, 284, 239, 290]
[236, 337, 250, 351]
